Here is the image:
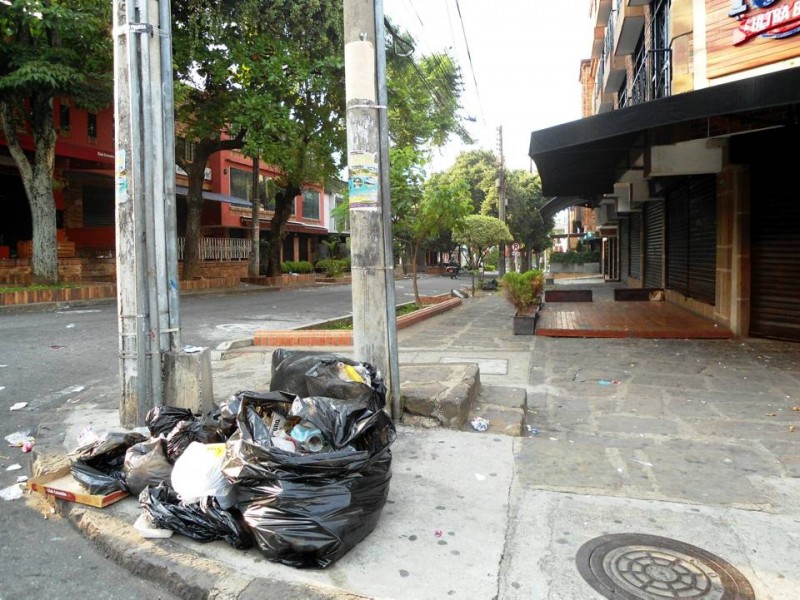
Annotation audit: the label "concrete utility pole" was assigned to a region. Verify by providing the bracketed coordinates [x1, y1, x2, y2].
[343, 0, 401, 419]
[113, 0, 183, 427]
[497, 126, 508, 275]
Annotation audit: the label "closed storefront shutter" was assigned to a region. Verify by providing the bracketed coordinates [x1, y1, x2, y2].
[666, 176, 716, 304]
[751, 177, 800, 341]
[733, 127, 800, 341]
[688, 177, 716, 304]
[619, 217, 630, 283]
[643, 200, 664, 288]
[667, 185, 689, 293]
[630, 212, 641, 279]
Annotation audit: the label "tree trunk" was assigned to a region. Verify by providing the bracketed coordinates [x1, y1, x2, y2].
[411, 241, 421, 305]
[264, 184, 300, 277]
[248, 157, 260, 277]
[182, 164, 206, 280]
[1, 96, 59, 284]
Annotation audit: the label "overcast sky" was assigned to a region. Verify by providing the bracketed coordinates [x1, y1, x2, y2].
[383, 0, 594, 174]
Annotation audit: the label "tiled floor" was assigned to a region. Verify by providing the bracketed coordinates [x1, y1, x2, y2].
[536, 300, 733, 339]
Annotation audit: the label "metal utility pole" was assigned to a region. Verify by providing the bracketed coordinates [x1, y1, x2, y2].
[113, 0, 181, 427]
[497, 126, 508, 275]
[343, 0, 401, 419]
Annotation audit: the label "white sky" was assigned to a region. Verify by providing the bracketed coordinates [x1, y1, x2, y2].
[383, 0, 595, 174]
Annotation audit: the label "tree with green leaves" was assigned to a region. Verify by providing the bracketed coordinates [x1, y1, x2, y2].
[453, 214, 512, 294]
[383, 19, 472, 270]
[505, 170, 554, 270]
[0, 0, 112, 284]
[445, 149, 499, 215]
[173, 0, 346, 279]
[397, 171, 471, 304]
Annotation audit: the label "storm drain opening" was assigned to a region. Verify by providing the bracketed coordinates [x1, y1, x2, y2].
[576, 533, 755, 600]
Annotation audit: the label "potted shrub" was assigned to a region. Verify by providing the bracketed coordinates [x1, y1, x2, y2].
[500, 269, 545, 335]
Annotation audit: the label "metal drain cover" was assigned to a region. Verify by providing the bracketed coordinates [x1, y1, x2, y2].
[576, 533, 755, 600]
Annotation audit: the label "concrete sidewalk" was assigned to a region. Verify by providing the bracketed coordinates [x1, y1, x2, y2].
[32, 290, 800, 599]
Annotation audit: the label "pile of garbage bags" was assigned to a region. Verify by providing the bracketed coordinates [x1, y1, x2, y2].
[68, 350, 396, 569]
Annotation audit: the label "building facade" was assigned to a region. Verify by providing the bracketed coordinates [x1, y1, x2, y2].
[0, 101, 336, 279]
[530, 0, 800, 342]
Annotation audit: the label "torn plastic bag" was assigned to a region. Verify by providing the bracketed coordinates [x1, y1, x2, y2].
[139, 482, 252, 549]
[145, 405, 195, 437]
[71, 431, 147, 495]
[223, 389, 395, 569]
[123, 437, 173, 496]
[270, 349, 386, 410]
[165, 418, 225, 462]
[171, 441, 236, 509]
[205, 394, 244, 440]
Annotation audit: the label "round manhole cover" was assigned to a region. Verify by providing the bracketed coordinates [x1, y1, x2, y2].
[576, 533, 755, 600]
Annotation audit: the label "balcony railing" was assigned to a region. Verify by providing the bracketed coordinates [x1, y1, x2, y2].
[177, 237, 250, 261]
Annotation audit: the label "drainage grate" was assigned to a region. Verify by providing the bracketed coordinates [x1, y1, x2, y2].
[576, 533, 755, 600]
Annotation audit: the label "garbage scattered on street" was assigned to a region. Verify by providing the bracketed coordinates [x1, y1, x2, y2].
[5, 431, 35, 447]
[30, 349, 395, 570]
[0, 483, 23, 501]
[6, 463, 22, 471]
[9, 402, 28, 411]
[471, 416, 489, 432]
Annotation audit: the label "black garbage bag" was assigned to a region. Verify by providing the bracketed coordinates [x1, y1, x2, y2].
[223, 389, 395, 569]
[270, 349, 386, 409]
[123, 437, 173, 496]
[145, 405, 195, 437]
[139, 482, 252, 549]
[205, 394, 244, 440]
[165, 418, 226, 462]
[71, 431, 147, 495]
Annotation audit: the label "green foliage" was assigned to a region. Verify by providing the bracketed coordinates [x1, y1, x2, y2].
[505, 171, 554, 257]
[549, 250, 600, 264]
[314, 258, 347, 278]
[453, 214, 513, 293]
[281, 260, 314, 274]
[500, 269, 545, 313]
[444, 150, 499, 215]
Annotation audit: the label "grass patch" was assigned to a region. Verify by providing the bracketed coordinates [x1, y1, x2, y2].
[315, 303, 422, 330]
[0, 283, 80, 293]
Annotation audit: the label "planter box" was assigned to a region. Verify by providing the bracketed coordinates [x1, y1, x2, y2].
[512, 307, 540, 335]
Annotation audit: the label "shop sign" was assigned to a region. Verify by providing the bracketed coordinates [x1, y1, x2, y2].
[729, 0, 800, 45]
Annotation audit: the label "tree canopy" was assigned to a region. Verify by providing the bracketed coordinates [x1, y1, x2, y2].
[0, 0, 113, 283]
[453, 214, 513, 293]
[505, 170, 554, 270]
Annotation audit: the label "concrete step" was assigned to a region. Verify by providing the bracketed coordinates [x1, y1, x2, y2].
[463, 385, 528, 437]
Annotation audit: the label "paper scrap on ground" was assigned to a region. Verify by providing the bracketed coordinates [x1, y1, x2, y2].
[10, 402, 28, 411]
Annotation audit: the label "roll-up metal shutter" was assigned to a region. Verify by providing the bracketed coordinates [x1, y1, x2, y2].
[666, 176, 716, 304]
[687, 177, 716, 304]
[619, 217, 630, 283]
[643, 200, 664, 288]
[751, 173, 800, 341]
[630, 212, 641, 279]
[667, 184, 689, 293]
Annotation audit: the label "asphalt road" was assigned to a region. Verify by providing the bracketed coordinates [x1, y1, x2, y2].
[0, 274, 461, 599]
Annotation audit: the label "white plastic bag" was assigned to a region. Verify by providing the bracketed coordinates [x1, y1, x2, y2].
[170, 442, 235, 509]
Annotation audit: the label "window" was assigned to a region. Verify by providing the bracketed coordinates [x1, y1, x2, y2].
[176, 137, 195, 162]
[59, 104, 71, 131]
[230, 167, 274, 210]
[302, 189, 320, 220]
[87, 112, 97, 139]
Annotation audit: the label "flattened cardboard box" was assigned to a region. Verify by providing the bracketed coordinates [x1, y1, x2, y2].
[27, 465, 129, 508]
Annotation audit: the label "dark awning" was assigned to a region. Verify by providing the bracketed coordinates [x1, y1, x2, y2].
[529, 66, 800, 198]
[176, 186, 250, 207]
